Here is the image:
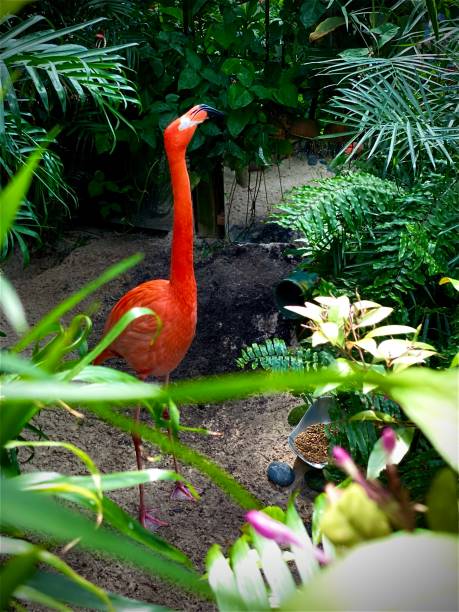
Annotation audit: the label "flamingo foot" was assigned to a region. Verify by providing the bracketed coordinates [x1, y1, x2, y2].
[139, 508, 169, 531]
[171, 482, 197, 502]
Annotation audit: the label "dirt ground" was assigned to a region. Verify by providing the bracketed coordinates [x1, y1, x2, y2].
[3, 156, 331, 610]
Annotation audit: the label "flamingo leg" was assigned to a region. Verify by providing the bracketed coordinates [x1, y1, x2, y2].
[132, 389, 168, 530]
[162, 376, 195, 502]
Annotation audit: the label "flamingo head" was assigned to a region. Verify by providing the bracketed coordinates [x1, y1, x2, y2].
[164, 104, 223, 153]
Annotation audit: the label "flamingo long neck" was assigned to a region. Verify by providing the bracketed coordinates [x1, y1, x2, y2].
[167, 150, 195, 291]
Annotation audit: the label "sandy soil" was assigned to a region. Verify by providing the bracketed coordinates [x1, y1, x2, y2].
[2, 156, 331, 610]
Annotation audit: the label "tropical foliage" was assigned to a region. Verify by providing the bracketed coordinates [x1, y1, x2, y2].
[0, 11, 138, 260]
[2, 0, 458, 609]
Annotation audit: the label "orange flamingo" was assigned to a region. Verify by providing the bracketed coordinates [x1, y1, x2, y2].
[94, 104, 223, 528]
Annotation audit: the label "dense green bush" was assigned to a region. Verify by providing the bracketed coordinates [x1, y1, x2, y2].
[271, 170, 459, 351]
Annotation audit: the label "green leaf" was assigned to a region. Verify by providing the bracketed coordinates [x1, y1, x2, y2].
[299, 0, 326, 29]
[231, 537, 270, 610]
[25, 570, 169, 611]
[184, 48, 202, 71]
[221, 58, 255, 87]
[64, 306, 160, 381]
[0, 274, 29, 335]
[425, 0, 439, 39]
[227, 83, 253, 109]
[1, 537, 112, 611]
[1, 479, 211, 599]
[366, 427, 414, 479]
[349, 410, 397, 424]
[14, 470, 195, 566]
[356, 307, 393, 328]
[0, 1, 33, 18]
[439, 277, 459, 291]
[178, 67, 201, 90]
[426, 468, 458, 533]
[251, 530, 296, 605]
[282, 532, 458, 611]
[287, 403, 309, 426]
[338, 48, 371, 58]
[309, 17, 346, 42]
[0, 547, 40, 610]
[371, 23, 399, 47]
[285, 498, 318, 582]
[273, 83, 298, 108]
[206, 544, 246, 612]
[13, 253, 143, 352]
[365, 325, 417, 338]
[383, 368, 459, 471]
[0, 149, 43, 248]
[227, 109, 253, 137]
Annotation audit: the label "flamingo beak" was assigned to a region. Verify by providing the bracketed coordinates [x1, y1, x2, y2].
[193, 104, 224, 120]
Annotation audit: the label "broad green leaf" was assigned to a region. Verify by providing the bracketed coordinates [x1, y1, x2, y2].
[371, 23, 399, 47]
[14, 467, 193, 494]
[0, 351, 49, 379]
[0, 1, 33, 18]
[426, 468, 458, 534]
[206, 544, 247, 612]
[365, 325, 417, 338]
[251, 530, 296, 606]
[366, 427, 414, 479]
[231, 537, 269, 610]
[227, 109, 253, 138]
[439, 277, 459, 291]
[350, 338, 379, 357]
[285, 303, 323, 323]
[309, 17, 345, 42]
[353, 301, 381, 310]
[287, 403, 309, 426]
[184, 48, 202, 71]
[25, 570, 169, 611]
[299, 0, 327, 29]
[320, 322, 341, 344]
[0, 275, 28, 334]
[0, 149, 43, 248]
[0, 546, 40, 610]
[311, 330, 329, 347]
[227, 83, 253, 109]
[221, 59, 255, 87]
[382, 368, 459, 471]
[64, 306, 161, 380]
[6, 439, 103, 519]
[177, 67, 201, 90]
[285, 498, 318, 582]
[349, 410, 398, 424]
[1, 479, 211, 599]
[273, 83, 298, 108]
[356, 307, 393, 328]
[425, 0, 439, 38]
[1, 538, 112, 611]
[12, 473, 192, 566]
[282, 532, 458, 611]
[13, 253, 143, 352]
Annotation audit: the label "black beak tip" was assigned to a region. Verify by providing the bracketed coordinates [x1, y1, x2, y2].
[199, 104, 224, 119]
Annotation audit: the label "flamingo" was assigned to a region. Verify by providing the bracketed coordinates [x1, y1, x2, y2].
[94, 104, 223, 528]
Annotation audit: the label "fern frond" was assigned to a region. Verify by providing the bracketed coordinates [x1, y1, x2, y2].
[237, 338, 333, 373]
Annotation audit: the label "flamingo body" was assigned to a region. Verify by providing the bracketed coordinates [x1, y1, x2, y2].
[95, 278, 196, 378]
[93, 104, 222, 528]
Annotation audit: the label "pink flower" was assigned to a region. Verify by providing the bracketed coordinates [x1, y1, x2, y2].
[245, 510, 304, 548]
[332, 446, 362, 481]
[382, 428, 396, 456]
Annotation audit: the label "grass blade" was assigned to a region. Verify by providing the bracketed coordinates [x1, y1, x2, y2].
[13, 253, 143, 352]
